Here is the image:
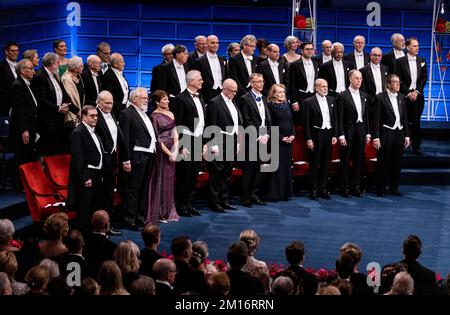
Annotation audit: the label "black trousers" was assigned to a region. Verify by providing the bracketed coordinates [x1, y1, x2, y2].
[124, 151, 154, 226]
[207, 160, 233, 206]
[75, 169, 103, 234]
[376, 128, 405, 192]
[101, 151, 117, 213]
[405, 92, 424, 151]
[308, 128, 332, 192]
[294, 91, 315, 126]
[340, 122, 366, 191]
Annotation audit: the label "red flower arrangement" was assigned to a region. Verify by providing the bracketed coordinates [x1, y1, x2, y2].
[268, 262, 285, 278]
[212, 259, 227, 272]
[8, 239, 23, 249]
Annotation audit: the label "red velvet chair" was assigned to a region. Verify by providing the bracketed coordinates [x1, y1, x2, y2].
[292, 126, 310, 177]
[18, 161, 76, 223]
[43, 154, 70, 199]
[365, 141, 378, 174]
[328, 141, 342, 175]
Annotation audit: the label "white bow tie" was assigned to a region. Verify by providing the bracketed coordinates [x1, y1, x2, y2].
[246, 55, 253, 61]
[355, 52, 363, 57]
[372, 64, 380, 68]
[389, 92, 398, 98]
[408, 57, 416, 61]
[334, 59, 342, 64]
[209, 54, 218, 58]
[304, 60, 312, 66]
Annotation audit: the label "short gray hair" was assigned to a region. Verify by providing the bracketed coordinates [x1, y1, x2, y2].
[15, 59, 32, 75]
[391, 271, 414, 295]
[284, 35, 299, 50]
[152, 258, 175, 280]
[129, 87, 148, 102]
[186, 69, 201, 85]
[272, 276, 294, 295]
[331, 42, 344, 52]
[371, 47, 382, 54]
[161, 43, 174, 56]
[87, 54, 101, 65]
[110, 53, 123, 68]
[353, 35, 365, 44]
[42, 52, 58, 67]
[240, 34, 257, 48]
[96, 90, 113, 104]
[195, 35, 207, 43]
[67, 56, 83, 71]
[96, 41, 111, 53]
[391, 33, 404, 44]
[248, 72, 263, 82]
[0, 219, 14, 244]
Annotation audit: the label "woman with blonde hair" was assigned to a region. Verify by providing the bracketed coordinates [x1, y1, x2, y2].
[113, 240, 141, 291]
[239, 229, 270, 293]
[0, 251, 29, 295]
[22, 49, 40, 68]
[97, 260, 129, 295]
[40, 212, 69, 259]
[0, 219, 18, 253]
[281, 35, 301, 64]
[61, 56, 85, 132]
[25, 265, 50, 295]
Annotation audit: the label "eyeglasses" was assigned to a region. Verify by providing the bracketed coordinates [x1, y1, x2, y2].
[245, 44, 256, 48]
[372, 54, 382, 57]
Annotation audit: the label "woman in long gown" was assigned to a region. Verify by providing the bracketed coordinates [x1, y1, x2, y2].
[146, 90, 180, 224]
[266, 84, 295, 201]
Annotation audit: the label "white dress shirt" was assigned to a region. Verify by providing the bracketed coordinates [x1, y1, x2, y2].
[173, 59, 187, 93]
[394, 49, 405, 59]
[112, 68, 129, 105]
[185, 88, 205, 137]
[6, 58, 17, 79]
[386, 90, 403, 130]
[370, 62, 383, 94]
[221, 93, 239, 135]
[303, 58, 315, 93]
[268, 59, 280, 84]
[349, 87, 363, 123]
[322, 54, 332, 64]
[98, 108, 118, 153]
[252, 90, 266, 127]
[333, 59, 346, 93]
[101, 62, 109, 74]
[354, 50, 365, 70]
[407, 54, 418, 90]
[82, 121, 103, 169]
[45, 67, 63, 106]
[90, 69, 100, 94]
[315, 94, 331, 129]
[132, 105, 157, 153]
[206, 51, 223, 89]
[242, 52, 253, 78]
[23, 77, 37, 107]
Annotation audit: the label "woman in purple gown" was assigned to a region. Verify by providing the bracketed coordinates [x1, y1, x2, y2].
[146, 90, 180, 224]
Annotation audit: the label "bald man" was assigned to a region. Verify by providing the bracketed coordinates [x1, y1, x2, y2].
[101, 52, 129, 116]
[257, 44, 289, 96]
[312, 40, 332, 66]
[360, 47, 389, 98]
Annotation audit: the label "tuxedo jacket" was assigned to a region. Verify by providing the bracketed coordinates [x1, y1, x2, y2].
[205, 94, 243, 152]
[257, 58, 289, 96]
[318, 59, 353, 94]
[81, 67, 101, 106]
[187, 50, 201, 69]
[312, 54, 331, 67]
[95, 109, 129, 162]
[288, 58, 320, 103]
[237, 91, 271, 136]
[228, 53, 258, 98]
[194, 54, 227, 98]
[83, 232, 117, 278]
[381, 49, 406, 74]
[150, 60, 166, 93]
[101, 67, 129, 116]
[0, 59, 16, 115]
[394, 55, 428, 95]
[285, 265, 318, 296]
[138, 248, 163, 277]
[31, 67, 73, 134]
[227, 269, 264, 296]
[174, 260, 209, 295]
[57, 253, 89, 280]
[303, 95, 338, 142]
[119, 105, 156, 163]
[155, 281, 175, 296]
[174, 89, 206, 137]
[336, 89, 371, 139]
[344, 51, 370, 69]
[372, 90, 410, 139]
[360, 63, 389, 97]
[156, 60, 189, 97]
[10, 77, 38, 145]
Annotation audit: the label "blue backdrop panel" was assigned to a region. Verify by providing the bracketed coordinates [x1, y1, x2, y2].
[142, 4, 211, 21]
[251, 25, 290, 41]
[212, 24, 250, 40]
[78, 20, 108, 35]
[81, 3, 139, 19]
[31, 23, 46, 40]
[141, 22, 176, 38]
[110, 20, 139, 36]
[141, 56, 163, 71]
[177, 23, 212, 39]
[317, 10, 336, 26]
[213, 6, 289, 23]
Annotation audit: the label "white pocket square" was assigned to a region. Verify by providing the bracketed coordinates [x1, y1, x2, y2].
[421, 62, 425, 67]
[331, 104, 334, 107]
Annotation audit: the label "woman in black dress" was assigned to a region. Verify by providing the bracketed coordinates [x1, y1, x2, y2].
[266, 84, 295, 201]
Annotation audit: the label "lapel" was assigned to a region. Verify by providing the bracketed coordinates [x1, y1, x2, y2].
[299, 60, 307, 82]
[81, 123, 101, 155]
[130, 106, 151, 138]
[185, 91, 201, 117]
[2, 60, 15, 82]
[368, 66, 376, 89]
[383, 91, 395, 116]
[381, 65, 388, 90]
[203, 57, 214, 82]
[169, 62, 181, 91]
[263, 62, 276, 84]
[345, 89, 358, 114]
[416, 58, 421, 79]
[360, 91, 366, 115]
[247, 92, 261, 119]
[236, 53, 248, 76]
[329, 62, 337, 90]
[219, 56, 226, 79]
[403, 57, 411, 78]
[97, 109, 114, 144]
[43, 68, 56, 96]
[219, 95, 234, 123]
[277, 62, 284, 82]
[327, 96, 334, 119]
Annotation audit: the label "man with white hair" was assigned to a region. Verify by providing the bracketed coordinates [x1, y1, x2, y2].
[388, 271, 414, 295]
[119, 87, 157, 230]
[344, 35, 370, 70]
[360, 47, 389, 98]
[318, 42, 353, 97]
[102, 52, 129, 117]
[229, 34, 258, 98]
[82, 54, 102, 105]
[382, 33, 406, 74]
[312, 40, 332, 66]
[150, 43, 174, 94]
[188, 35, 207, 68]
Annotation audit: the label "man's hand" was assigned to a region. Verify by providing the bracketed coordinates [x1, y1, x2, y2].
[339, 137, 347, 146]
[404, 137, 410, 149]
[181, 147, 190, 159]
[259, 134, 270, 145]
[373, 139, 381, 150]
[292, 102, 300, 112]
[407, 91, 418, 102]
[331, 137, 337, 145]
[287, 135, 295, 143]
[58, 103, 69, 114]
[84, 179, 93, 187]
[22, 130, 29, 144]
[365, 135, 371, 144]
[123, 162, 131, 173]
[306, 139, 314, 150]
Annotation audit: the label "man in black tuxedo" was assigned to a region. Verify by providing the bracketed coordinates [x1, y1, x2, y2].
[238, 73, 270, 207]
[289, 42, 319, 125]
[156, 45, 190, 110]
[10, 59, 38, 168]
[382, 33, 406, 75]
[31, 52, 75, 156]
[372, 74, 410, 196]
[119, 87, 157, 230]
[205, 79, 243, 212]
[81, 55, 102, 105]
[382, 235, 437, 295]
[395, 37, 427, 155]
[139, 224, 163, 278]
[95, 90, 131, 235]
[83, 210, 117, 278]
[319, 42, 353, 97]
[57, 229, 88, 281]
[96, 41, 111, 75]
[150, 43, 174, 94]
[67, 105, 104, 233]
[337, 70, 371, 197]
[303, 79, 338, 200]
[229, 34, 258, 99]
[0, 42, 19, 116]
[173, 70, 206, 217]
[193, 35, 226, 103]
[101, 53, 129, 117]
[312, 40, 332, 66]
[258, 44, 288, 96]
[360, 47, 389, 98]
[153, 258, 176, 296]
[187, 35, 207, 69]
[344, 35, 370, 70]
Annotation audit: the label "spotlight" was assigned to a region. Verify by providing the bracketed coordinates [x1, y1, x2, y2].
[441, 3, 445, 14]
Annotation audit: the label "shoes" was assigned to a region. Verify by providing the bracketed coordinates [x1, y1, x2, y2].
[107, 227, 123, 236]
[342, 189, 350, 198]
[251, 198, 267, 206]
[159, 219, 168, 224]
[211, 204, 225, 213]
[309, 191, 319, 200]
[413, 148, 424, 156]
[221, 202, 237, 210]
[320, 191, 331, 199]
[389, 189, 404, 197]
[241, 200, 253, 208]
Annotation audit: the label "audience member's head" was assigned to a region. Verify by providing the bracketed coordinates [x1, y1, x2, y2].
[381, 262, 408, 294]
[4, 42, 19, 62]
[152, 258, 176, 284]
[403, 234, 422, 260]
[194, 35, 208, 55]
[110, 53, 125, 71]
[39, 258, 60, 279]
[129, 275, 155, 295]
[22, 49, 39, 67]
[75, 277, 100, 296]
[0, 219, 15, 247]
[272, 276, 294, 296]
[331, 42, 344, 61]
[285, 241, 305, 266]
[316, 285, 341, 295]
[227, 42, 240, 57]
[0, 272, 12, 295]
[25, 265, 50, 294]
[240, 34, 257, 56]
[64, 229, 85, 254]
[331, 278, 352, 295]
[239, 229, 260, 257]
[208, 272, 230, 295]
[390, 271, 414, 295]
[43, 213, 69, 241]
[97, 42, 111, 64]
[171, 236, 193, 262]
[172, 44, 189, 64]
[336, 251, 357, 279]
[190, 240, 209, 269]
[91, 210, 110, 233]
[186, 69, 203, 91]
[87, 54, 101, 73]
[340, 242, 362, 271]
[67, 55, 83, 74]
[0, 251, 18, 282]
[113, 240, 141, 274]
[256, 38, 269, 57]
[391, 33, 405, 50]
[53, 40, 67, 58]
[142, 224, 161, 248]
[275, 269, 302, 295]
[284, 35, 300, 52]
[97, 260, 128, 295]
[161, 43, 174, 62]
[227, 241, 248, 269]
[46, 275, 73, 296]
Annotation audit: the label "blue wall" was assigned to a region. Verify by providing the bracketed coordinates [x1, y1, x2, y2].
[0, 2, 448, 120]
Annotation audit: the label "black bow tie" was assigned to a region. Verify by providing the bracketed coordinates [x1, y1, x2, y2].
[190, 92, 199, 98]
